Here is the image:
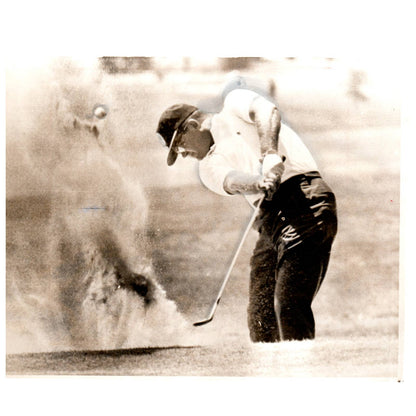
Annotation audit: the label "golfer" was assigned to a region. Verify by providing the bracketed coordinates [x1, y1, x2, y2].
[156, 88, 337, 342]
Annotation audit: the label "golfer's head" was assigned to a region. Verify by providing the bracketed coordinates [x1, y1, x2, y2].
[156, 104, 211, 165]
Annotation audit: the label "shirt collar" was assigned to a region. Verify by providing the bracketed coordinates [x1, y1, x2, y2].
[206, 143, 217, 156]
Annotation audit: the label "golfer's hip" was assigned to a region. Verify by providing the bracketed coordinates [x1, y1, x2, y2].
[255, 171, 337, 242]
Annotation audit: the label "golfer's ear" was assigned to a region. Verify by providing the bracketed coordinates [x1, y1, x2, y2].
[187, 119, 199, 129]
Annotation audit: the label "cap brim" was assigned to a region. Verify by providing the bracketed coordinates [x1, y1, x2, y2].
[166, 128, 180, 166]
[167, 148, 178, 166]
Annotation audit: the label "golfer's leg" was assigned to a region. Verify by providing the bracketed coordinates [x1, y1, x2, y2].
[275, 243, 327, 341]
[247, 233, 278, 342]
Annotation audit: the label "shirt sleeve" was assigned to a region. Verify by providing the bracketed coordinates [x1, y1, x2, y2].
[223, 89, 260, 123]
[199, 153, 234, 197]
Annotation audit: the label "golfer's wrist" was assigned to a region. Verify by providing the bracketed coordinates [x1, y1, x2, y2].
[262, 153, 283, 175]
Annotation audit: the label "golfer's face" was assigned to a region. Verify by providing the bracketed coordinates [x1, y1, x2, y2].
[175, 123, 210, 160]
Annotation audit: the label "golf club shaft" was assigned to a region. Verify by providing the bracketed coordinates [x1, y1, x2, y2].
[193, 194, 265, 326]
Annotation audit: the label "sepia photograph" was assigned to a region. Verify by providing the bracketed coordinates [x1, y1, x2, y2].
[2, 1, 414, 415]
[5, 55, 401, 377]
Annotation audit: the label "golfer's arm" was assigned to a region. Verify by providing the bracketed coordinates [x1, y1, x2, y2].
[249, 96, 281, 158]
[223, 171, 262, 195]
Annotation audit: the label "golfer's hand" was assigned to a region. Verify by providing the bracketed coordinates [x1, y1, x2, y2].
[257, 171, 280, 200]
[261, 154, 285, 200]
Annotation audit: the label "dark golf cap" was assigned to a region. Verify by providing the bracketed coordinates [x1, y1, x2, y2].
[156, 104, 198, 166]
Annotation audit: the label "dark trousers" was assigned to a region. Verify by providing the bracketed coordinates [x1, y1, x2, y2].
[247, 172, 337, 342]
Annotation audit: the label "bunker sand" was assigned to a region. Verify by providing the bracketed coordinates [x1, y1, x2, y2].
[6, 335, 398, 377]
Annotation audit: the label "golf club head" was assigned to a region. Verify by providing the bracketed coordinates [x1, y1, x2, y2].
[193, 317, 214, 327]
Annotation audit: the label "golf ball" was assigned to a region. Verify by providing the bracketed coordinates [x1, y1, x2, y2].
[93, 105, 108, 119]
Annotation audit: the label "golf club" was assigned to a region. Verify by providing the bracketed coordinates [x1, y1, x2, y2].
[193, 194, 266, 326]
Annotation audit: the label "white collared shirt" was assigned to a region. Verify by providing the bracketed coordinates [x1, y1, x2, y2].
[198, 89, 318, 204]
